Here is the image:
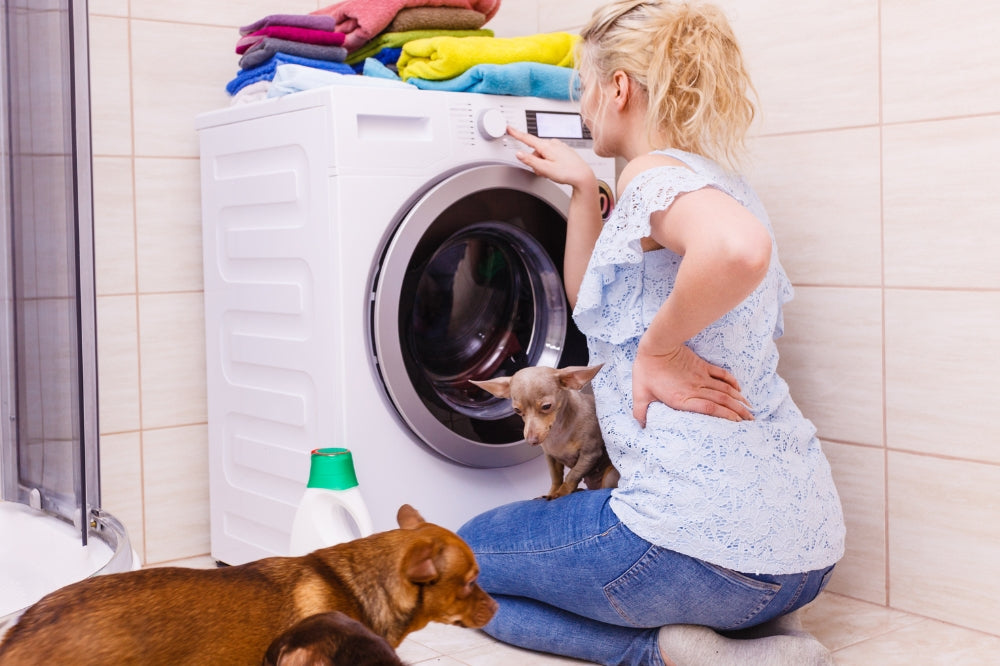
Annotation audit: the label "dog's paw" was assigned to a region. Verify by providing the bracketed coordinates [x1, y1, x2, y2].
[553, 483, 579, 499]
[542, 485, 577, 501]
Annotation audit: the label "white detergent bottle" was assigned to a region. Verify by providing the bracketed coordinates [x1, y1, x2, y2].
[288, 447, 374, 556]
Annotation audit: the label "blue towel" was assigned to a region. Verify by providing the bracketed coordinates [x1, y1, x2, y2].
[351, 47, 402, 74]
[405, 62, 579, 100]
[226, 52, 355, 95]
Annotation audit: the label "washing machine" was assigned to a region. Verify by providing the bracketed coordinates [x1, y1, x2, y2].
[197, 85, 616, 565]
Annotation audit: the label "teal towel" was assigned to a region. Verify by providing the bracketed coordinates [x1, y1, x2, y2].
[362, 58, 405, 81]
[406, 62, 579, 100]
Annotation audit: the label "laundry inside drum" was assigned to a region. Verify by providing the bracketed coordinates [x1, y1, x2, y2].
[411, 229, 534, 417]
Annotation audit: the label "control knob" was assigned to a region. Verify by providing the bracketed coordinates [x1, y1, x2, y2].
[477, 108, 507, 140]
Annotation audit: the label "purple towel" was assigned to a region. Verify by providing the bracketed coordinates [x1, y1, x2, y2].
[239, 13, 339, 36]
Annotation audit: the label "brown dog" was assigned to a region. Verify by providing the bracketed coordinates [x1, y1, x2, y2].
[0, 505, 496, 666]
[472, 364, 619, 500]
[262, 611, 404, 666]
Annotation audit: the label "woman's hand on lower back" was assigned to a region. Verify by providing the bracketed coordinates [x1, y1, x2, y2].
[631, 344, 754, 427]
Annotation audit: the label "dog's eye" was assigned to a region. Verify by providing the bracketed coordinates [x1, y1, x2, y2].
[541, 403, 552, 412]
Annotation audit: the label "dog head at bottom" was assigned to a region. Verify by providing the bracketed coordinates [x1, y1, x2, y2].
[262, 611, 403, 666]
[396, 505, 498, 630]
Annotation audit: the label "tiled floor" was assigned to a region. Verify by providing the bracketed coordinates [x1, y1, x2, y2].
[166, 557, 1000, 664]
[396, 591, 1000, 665]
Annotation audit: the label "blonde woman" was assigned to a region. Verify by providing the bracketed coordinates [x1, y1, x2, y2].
[458, 2, 845, 664]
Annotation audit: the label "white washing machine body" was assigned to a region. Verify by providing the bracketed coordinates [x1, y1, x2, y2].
[197, 85, 616, 565]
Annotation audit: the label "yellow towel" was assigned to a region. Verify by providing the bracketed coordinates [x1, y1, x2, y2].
[398, 32, 580, 81]
[346, 28, 493, 65]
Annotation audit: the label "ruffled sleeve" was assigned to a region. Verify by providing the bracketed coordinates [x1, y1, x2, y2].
[573, 166, 715, 344]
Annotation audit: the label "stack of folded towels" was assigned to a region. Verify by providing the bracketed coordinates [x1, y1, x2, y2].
[226, 13, 352, 99]
[227, 0, 581, 102]
[341, 5, 495, 73]
[317, 0, 501, 51]
[391, 31, 580, 99]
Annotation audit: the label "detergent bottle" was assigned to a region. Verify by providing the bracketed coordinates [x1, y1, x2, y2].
[288, 448, 374, 556]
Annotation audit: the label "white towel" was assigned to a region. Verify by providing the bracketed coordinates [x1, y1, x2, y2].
[266, 63, 416, 98]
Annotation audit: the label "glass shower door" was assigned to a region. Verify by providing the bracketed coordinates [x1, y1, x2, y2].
[0, 0, 100, 543]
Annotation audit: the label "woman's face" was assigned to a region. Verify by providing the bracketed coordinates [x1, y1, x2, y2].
[578, 66, 599, 131]
[578, 65, 614, 157]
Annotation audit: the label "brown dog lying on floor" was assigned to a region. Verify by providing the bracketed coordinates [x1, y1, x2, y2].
[0, 505, 496, 666]
[473, 364, 619, 500]
[262, 611, 404, 666]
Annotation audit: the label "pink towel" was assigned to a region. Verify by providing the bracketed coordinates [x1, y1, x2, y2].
[236, 26, 347, 55]
[312, 0, 501, 51]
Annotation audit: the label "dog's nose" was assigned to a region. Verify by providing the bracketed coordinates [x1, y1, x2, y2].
[467, 596, 498, 627]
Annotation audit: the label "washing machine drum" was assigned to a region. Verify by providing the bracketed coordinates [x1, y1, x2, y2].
[371, 164, 589, 468]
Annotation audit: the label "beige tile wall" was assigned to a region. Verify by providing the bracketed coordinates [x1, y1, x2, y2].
[88, 0, 319, 565]
[89, 0, 1000, 637]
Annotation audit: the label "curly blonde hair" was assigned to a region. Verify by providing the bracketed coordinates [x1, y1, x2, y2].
[577, 0, 757, 169]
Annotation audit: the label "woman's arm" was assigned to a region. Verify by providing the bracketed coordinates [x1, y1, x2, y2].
[632, 184, 772, 426]
[506, 126, 602, 307]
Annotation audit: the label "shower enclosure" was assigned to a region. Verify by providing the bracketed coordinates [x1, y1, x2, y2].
[0, 0, 133, 631]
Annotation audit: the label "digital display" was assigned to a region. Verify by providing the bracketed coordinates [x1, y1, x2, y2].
[534, 112, 584, 139]
[525, 110, 590, 141]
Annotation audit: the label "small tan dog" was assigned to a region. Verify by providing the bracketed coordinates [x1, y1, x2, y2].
[0, 505, 496, 666]
[473, 364, 619, 500]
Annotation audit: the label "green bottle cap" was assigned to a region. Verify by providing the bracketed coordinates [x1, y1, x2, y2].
[306, 448, 359, 490]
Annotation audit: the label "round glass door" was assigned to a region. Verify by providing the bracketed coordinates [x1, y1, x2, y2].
[371, 165, 589, 467]
[410, 221, 564, 419]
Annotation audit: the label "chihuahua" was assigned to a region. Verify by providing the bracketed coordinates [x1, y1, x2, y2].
[473, 364, 619, 500]
[0, 505, 496, 666]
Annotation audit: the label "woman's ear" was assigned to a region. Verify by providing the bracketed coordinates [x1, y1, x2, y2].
[611, 70, 632, 110]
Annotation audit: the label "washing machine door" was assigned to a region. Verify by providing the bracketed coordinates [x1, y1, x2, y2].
[371, 164, 589, 468]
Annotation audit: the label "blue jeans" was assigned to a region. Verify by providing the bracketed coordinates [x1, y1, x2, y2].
[458, 489, 834, 666]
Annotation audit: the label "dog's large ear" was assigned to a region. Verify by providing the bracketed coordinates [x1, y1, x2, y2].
[557, 364, 604, 390]
[470, 377, 512, 399]
[397, 504, 426, 529]
[403, 541, 439, 584]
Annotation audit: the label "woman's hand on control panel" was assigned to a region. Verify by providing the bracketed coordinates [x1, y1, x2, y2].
[507, 126, 596, 193]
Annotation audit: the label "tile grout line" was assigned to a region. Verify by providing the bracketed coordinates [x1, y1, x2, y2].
[123, 0, 148, 566]
[875, 0, 891, 612]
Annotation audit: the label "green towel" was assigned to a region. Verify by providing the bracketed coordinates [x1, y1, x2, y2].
[346, 28, 493, 65]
